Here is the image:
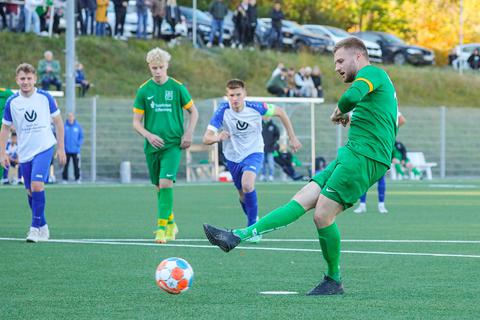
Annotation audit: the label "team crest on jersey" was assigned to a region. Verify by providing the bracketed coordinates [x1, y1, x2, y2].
[165, 90, 174, 101]
[236, 121, 249, 131]
[24, 110, 37, 122]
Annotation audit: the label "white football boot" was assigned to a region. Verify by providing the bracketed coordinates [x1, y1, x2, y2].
[378, 203, 388, 214]
[26, 227, 40, 243]
[353, 203, 367, 214]
[38, 224, 50, 241]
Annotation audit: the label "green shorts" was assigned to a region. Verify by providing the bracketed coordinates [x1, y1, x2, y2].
[311, 147, 388, 209]
[145, 146, 182, 185]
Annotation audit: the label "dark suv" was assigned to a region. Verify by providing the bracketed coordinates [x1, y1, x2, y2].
[256, 18, 333, 53]
[353, 31, 435, 66]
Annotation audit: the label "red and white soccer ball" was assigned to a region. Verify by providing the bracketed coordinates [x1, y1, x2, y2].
[155, 257, 194, 294]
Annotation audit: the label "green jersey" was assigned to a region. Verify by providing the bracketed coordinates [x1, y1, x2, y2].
[133, 77, 193, 154]
[0, 87, 14, 120]
[338, 65, 398, 167]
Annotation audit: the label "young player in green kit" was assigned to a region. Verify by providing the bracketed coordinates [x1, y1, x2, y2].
[203, 37, 398, 295]
[133, 48, 199, 244]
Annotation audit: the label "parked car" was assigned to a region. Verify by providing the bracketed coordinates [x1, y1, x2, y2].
[256, 18, 333, 53]
[353, 31, 434, 66]
[449, 43, 480, 70]
[303, 24, 382, 63]
[177, 6, 212, 47]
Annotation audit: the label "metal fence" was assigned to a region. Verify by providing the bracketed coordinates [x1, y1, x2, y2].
[56, 96, 480, 182]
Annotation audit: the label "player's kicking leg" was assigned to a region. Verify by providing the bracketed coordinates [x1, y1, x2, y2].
[203, 181, 319, 251]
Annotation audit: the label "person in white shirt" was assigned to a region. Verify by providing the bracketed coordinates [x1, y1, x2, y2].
[203, 79, 301, 242]
[0, 63, 66, 243]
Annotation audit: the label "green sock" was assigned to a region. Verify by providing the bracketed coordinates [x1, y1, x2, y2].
[157, 188, 173, 231]
[233, 200, 306, 240]
[395, 163, 404, 176]
[317, 223, 341, 282]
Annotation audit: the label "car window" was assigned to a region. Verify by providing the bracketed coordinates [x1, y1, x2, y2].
[305, 26, 329, 37]
[381, 33, 405, 45]
[463, 46, 479, 54]
[326, 26, 350, 37]
[357, 32, 379, 42]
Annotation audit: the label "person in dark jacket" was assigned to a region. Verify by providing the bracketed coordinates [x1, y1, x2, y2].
[268, 1, 284, 49]
[246, 0, 257, 47]
[467, 48, 480, 70]
[113, 0, 128, 38]
[84, 0, 96, 35]
[260, 118, 280, 181]
[232, 0, 249, 49]
[62, 113, 84, 183]
[207, 0, 227, 48]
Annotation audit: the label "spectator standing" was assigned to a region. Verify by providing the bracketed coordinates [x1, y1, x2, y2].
[165, 0, 181, 44]
[136, 0, 151, 39]
[113, 0, 128, 39]
[232, 0, 248, 49]
[95, 0, 109, 36]
[311, 65, 323, 98]
[62, 113, 84, 183]
[151, 0, 166, 39]
[246, 0, 257, 47]
[84, 0, 96, 35]
[266, 68, 288, 97]
[24, 0, 43, 35]
[206, 0, 227, 48]
[5, 4, 19, 31]
[260, 117, 280, 182]
[467, 48, 480, 70]
[75, 63, 91, 97]
[268, 1, 284, 50]
[76, 0, 86, 35]
[0, 3, 7, 30]
[38, 51, 62, 91]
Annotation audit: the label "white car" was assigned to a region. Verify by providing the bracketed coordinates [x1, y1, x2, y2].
[449, 43, 480, 70]
[303, 24, 383, 63]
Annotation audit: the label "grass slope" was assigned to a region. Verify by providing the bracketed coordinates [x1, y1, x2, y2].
[1, 32, 480, 107]
[1, 180, 480, 319]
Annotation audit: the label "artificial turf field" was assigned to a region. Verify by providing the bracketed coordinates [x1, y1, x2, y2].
[1, 180, 480, 320]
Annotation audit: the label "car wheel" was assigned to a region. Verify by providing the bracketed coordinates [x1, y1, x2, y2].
[393, 53, 406, 65]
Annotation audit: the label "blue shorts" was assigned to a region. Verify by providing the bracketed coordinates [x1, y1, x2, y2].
[20, 147, 55, 190]
[226, 152, 264, 190]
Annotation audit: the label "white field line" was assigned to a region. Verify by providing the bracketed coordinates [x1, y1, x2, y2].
[1, 237, 480, 259]
[74, 238, 480, 244]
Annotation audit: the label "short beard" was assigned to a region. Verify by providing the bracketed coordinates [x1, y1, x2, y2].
[344, 71, 355, 83]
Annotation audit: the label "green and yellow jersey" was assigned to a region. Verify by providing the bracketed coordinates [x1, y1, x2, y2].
[338, 65, 398, 167]
[0, 87, 14, 120]
[133, 77, 193, 153]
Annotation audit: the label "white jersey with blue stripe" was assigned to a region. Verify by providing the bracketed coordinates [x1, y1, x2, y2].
[208, 100, 271, 163]
[2, 88, 60, 163]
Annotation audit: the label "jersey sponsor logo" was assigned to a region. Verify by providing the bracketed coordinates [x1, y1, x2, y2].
[24, 110, 37, 122]
[236, 121, 249, 131]
[165, 91, 173, 101]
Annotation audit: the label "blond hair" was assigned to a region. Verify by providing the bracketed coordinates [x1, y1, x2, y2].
[146, 48, 171, 65]
[16, 63, 36, 75]
[333, 37, 368, 58]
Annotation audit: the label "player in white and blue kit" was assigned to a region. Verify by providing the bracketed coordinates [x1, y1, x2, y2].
[203, 79, 301, 241]
[0, 63, 66, 243]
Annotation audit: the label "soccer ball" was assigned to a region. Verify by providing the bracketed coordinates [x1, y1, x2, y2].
[155, 257, 194, 294]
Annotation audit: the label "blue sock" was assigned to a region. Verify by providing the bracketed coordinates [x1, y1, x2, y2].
[378, 176, 386, 202]
[360, 194, 367, 203]
[31, 191, 46, 227]
[239, 199, 247, 216]
[243, 190, 258, 226]
[27, 195, 32, 210]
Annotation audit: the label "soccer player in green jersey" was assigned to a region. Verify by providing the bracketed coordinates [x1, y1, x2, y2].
[133, 48, 199, 244]
[0, 87, 14, 183]
[203, 37, 398, 295]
